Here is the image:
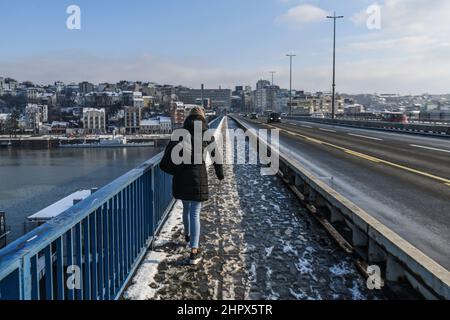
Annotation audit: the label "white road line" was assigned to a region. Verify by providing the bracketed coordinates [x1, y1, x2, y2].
[301, 125, 313, 129]
[348, 133, 383, 141]
[319, 128, 336, 133]
[410, 144, 450, 154]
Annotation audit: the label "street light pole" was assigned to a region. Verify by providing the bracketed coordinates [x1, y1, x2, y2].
[327, 12, 344, 120]
[286, 54, 296, 116]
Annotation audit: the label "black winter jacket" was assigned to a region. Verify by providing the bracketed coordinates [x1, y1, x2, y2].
[172, 115, 224, 202]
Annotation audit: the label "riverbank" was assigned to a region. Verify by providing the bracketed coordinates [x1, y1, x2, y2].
[0, 135, 170, 149]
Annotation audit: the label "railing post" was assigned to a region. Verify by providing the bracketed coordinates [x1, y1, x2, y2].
[20, 256, 32, 300]
[151, 167, 156, 238]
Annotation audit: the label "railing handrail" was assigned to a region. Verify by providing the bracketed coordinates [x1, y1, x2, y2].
[283, 115, 450, 136]
[0, 153, 163, 280]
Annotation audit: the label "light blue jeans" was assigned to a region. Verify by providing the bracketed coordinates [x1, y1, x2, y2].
[182, 200, 202, 249]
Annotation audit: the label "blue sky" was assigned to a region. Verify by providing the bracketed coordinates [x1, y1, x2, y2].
[1, 0, 449, 94]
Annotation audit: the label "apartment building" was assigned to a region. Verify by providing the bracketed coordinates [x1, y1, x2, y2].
[82, 108, 106, 134]
[124, 106, 142, 134]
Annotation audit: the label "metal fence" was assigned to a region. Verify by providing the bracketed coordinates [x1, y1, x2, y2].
[0, 153, 174, 300]
[284, 116, 450, 137]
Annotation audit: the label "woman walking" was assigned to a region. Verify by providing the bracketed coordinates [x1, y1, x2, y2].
[172, 107, 224, 265]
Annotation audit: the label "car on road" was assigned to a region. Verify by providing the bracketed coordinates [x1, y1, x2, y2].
[311, 112, 325, 119]
[250, 113, 259, 119]
[267, 112, 281, 123]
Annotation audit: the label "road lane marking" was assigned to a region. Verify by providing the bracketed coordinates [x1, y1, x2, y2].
[410, 144, 450, 154]
[348, 133, 383, 141]
[319, 128, 337, 133]
[266, 123, 450, 185]
[345, 150, 381, 163]
[301, 125, 313, 129]
[306, 137, 324, 144]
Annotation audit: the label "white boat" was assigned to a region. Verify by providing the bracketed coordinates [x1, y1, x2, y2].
[27, 189, 97, 224]
[59, 137, 155, 148]
[99, 137, 127, 146]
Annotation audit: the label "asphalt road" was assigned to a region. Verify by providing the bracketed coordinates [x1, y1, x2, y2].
[235, 116, 450, 270]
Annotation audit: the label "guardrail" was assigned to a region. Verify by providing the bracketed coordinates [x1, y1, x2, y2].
[283, 116, 450, 137]
[0, 153, 174, 300]
[0, 116, 223, 300]
[231, 115, 450, 300]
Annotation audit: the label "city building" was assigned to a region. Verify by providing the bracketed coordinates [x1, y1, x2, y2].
[253, 81, 281, 113]
[0, 78, 19, 95]
[54, 81, 65, 93]
[124, 106, 142, 134]
[159, 116, 172, 134]
[142, 96, 156, 108]
[313, 94, 344, 114]
[66, 83, 80, 92]
[344, 104, 365, 115]
[290, 98, 314, 115]
[83, 92, 120, 108]
[176, 87, 231, 110]
[24, 104, 48, 133]
[0, 113, 10, 131]
[140, 119, 160, 134]
[141, 85, 158, 97]
[79, 82, 95, 94]
[231, 86, 246, 112]
[50, 121, 69, 135]
[256, 80, 271, 90]
[26, 88, 43, 102]
[133, 97, 144, 109]
[140, 116, 172, 134]
[82, 108, 106, 134]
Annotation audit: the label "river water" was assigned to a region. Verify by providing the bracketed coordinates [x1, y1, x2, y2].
[0, 146, 163, 243]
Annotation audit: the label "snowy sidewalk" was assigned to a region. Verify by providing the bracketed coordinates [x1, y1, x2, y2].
[123, 118, 383, 300]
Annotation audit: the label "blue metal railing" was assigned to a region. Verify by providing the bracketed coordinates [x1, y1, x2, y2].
[0, 153, 173, 300]
[0, 116, 222, 300]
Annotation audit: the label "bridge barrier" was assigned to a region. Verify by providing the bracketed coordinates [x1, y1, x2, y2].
[0, 116, 223, 300]
[231, 116, 450, 300]
[283, 116, 450, 137]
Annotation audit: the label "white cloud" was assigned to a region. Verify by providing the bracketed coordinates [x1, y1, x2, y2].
[276, 4, 329, 28]
[343, 0, 450, 93]
[346, 35, 438, 52]
[352, 0, 450, 35]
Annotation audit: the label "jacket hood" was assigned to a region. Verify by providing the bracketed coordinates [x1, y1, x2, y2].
[183, 114, 208, 133]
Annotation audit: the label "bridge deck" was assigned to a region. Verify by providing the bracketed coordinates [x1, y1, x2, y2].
[123, 118, 383, 300]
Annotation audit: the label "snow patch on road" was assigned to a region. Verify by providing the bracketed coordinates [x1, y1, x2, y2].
[329, 261, 354, 276]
